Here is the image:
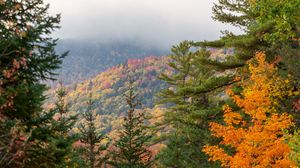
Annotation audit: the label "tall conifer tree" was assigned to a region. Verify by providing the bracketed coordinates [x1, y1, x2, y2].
[192, 0, 299, 67]
[110, 83, 153, 168]
[0, 0, 67, 167]
[188, 0, 299, 106]
[79, 93, 109, 168]
[157, 1, 299, 167]
[24, 86, 78, 167]
[157, 41, 223, 167]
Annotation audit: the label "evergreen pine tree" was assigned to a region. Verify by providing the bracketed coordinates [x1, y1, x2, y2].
[110, 83, 153, 168]
[0, 0, 67, 167]
[155, 1, 298, 167]
[156, 41, 223, 167]
[189, 0, 300, 123]
[79, 93, 109, 168]
[192, 0, 299, 67]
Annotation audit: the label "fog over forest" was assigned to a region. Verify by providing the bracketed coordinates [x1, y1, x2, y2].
[45, 0, 239, 48]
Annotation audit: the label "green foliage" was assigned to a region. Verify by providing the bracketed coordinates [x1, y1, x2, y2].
[24, 87, 79, 167]
[0, 0, 67, 167]
[156, 41, 224, 167]
[253, 0, 300, 43]
[285, 130, 300, 167]
[110, 83, 153, 168]
[189, 0, 300, 129]
[78, 93, 110, 168]
[192, 0, 299, 74]
[183, 1, 300, 167]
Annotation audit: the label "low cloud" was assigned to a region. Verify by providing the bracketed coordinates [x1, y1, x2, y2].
[45, 0, 239, 48]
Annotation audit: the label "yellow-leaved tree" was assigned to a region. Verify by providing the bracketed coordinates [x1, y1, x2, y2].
[203, 52, 296, 167]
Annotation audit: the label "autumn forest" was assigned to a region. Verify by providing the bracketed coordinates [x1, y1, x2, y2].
[0, 0, 300, 168]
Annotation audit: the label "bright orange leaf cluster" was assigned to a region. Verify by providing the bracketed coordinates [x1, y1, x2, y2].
[203, 52, 296, 168]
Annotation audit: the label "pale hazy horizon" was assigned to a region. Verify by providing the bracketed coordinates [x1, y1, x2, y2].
[45, 0, 239, 48]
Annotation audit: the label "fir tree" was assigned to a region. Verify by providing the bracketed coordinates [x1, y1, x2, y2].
[110, 83, 153, 168]
[79, 93, 109, 168]
[0, 0, 66, 167]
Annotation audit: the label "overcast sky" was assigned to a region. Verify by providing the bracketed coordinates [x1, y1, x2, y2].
[45, 0, 239, 48]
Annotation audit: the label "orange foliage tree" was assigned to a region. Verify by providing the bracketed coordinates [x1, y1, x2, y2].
[203, 52, 296, 167]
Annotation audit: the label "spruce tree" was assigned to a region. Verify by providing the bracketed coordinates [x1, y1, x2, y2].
[110, 83, 153, 168]
[79, 93, 109, 168]
[0, 0, 66, 167]
[24, 86, 79, 167]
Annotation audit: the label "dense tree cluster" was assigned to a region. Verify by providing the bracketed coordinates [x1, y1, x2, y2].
[156, 0, 299, 167]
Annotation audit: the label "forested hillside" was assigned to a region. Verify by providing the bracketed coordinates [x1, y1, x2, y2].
[53, 40, 168, 85]
[45, 47, 230, 118]
[44, 56, 172, 139]
[47, 56, 171, 113]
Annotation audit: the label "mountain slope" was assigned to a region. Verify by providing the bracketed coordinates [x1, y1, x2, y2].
[46, 55, 172, 116]
[45, 48, 230, 138]
[54, 40, 168, 85]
